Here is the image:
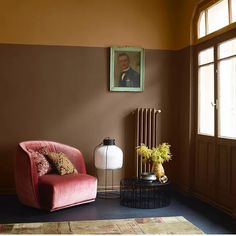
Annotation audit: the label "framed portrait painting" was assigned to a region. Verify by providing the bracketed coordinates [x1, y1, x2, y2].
[110, 46, 144, 92]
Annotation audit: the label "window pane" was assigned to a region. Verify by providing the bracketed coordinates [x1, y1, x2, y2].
[218, 57, 236, 139]
[208, 0, 229, 34]
[219, 38, 236, 59]
[198, 11, 206, 38]
[198, 64, 215, 136]
[198, 47, 214, 65]
[219, 37, 236, 59]
[232, 0, 236, 22]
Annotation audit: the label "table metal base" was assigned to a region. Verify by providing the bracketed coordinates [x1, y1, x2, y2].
[120, 178, 171, 209]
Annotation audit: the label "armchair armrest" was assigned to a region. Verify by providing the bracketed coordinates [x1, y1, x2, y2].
[15, 144, 40, 209]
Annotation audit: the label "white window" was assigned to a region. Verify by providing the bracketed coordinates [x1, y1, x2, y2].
[198, 48, 215, 136]
[198, 12, 206, 38]
[198, 38, 236, 140]
[198, 0, 235, 39]
[218, 38, 236, 139]
[232, 0, 236, 23]
[208, 0, 229, 34]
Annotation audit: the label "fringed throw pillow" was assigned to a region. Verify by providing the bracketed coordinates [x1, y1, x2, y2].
[46, 152, 78, 175]
[28, 149, 53, 176]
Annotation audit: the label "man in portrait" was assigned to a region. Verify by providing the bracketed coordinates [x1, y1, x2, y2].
[117, 53, 140, 88]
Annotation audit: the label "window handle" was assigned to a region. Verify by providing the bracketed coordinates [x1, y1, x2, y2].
[211, 100, 219, 109]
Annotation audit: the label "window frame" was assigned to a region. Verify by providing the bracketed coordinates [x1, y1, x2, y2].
[196, 31, 236, 140]
[194, 0, 236, 44]
[217, 38, 236, 139]
[197, 47, 215, 136]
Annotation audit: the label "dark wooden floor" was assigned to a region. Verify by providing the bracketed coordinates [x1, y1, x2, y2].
[0, 192, 236, 234]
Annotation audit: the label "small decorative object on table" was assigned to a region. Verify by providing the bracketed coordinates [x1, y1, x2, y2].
[140, 172, 157, 182]
[136, 143, 172, 183]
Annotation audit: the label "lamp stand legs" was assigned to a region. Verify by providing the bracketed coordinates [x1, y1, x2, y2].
[96, 169, 120, 199]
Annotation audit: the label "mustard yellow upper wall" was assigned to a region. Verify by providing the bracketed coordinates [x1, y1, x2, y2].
[173, 0, 199, 49]
[0, 0, 199, 50]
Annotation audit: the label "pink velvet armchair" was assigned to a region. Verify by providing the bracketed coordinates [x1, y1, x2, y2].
[15, 141, 97, 211]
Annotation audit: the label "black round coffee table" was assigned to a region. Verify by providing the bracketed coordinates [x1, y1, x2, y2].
[120, 178, 171, 209]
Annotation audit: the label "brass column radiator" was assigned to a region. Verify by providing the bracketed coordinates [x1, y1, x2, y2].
[134, 108, 161, 177]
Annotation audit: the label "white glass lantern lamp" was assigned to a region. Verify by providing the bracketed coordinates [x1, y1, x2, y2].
[94, 137, 123, 198]
[94, 138, 123, 170]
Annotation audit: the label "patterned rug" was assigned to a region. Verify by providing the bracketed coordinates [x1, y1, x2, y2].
[0, 216, 204, 234]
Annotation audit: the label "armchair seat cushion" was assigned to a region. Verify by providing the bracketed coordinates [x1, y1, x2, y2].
[38, 173, 97, 211]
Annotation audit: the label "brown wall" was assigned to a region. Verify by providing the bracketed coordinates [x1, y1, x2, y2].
[0, 0, 202, 193]
[0, 44, 175, 192]
[171, 46, 192, 192]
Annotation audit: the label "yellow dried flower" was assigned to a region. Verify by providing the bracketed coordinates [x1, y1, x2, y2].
[136, 142, 172, 164]
[136, 144, 152, 162]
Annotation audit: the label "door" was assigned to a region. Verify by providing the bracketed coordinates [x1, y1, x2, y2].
[195, 36, 236, 210]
